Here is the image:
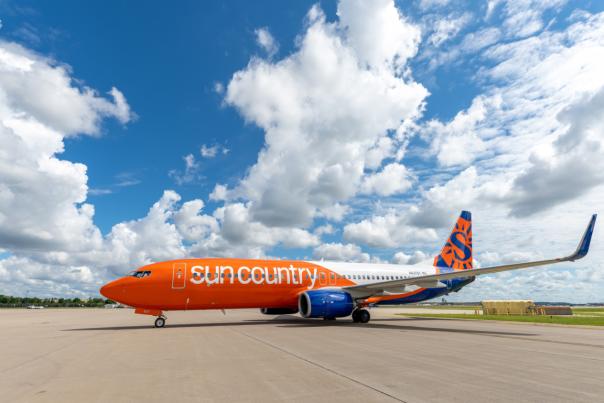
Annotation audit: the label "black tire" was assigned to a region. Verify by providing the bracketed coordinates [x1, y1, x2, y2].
[352, 310, 360, 323]
[154, 317, 166, 328]
[358, 309, 370, 324]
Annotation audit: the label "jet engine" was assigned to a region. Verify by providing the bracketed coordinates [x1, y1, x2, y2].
[298, 289, 354, 319]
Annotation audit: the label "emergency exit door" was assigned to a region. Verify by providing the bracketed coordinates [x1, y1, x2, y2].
[172, 262, 187, 289]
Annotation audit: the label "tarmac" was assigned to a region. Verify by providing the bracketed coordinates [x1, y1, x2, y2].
[1, 308, 603, 403]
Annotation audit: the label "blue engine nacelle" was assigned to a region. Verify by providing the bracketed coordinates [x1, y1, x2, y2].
[298, 289, 354, 318]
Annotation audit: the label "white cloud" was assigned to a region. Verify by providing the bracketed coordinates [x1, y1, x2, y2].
[428, 13, 471, 46]
[0, 42, 132, 136]
[89, 188, 113, 196]
[500, 0, 567, 38]
[314, 224, 336, 236]
[392, 250, 428, 265]
[418, 0, 453, 11]
[209, 184, 228, 201]
[360, 163, 414, 196]
[507, 87, 604, 216]
[426, 96, 492, 167]
[313, 242, 371, 262]
[173, 199, 219, 241]
[344, 211, 438, 248]
[200, 143, 229, 158]
[213, 81, 224, 94]
[0, 41, 131, 255]
[255, 27, 279, 57]
[485, 0, 502, 20]
[187, 202, 320, 258]
[338, 0, 421, 71]
[225, 0, 427, 228]
[169, 154, 200, 185]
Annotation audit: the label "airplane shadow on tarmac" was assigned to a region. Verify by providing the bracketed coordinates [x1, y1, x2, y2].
[63, 316, 537, 337]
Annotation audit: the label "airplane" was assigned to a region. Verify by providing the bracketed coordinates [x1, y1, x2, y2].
[100, 211, 597, 328]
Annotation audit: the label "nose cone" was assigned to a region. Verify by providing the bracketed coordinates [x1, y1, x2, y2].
[100, 279, 122, 302]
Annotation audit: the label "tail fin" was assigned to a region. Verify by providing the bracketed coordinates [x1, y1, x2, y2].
[433, 211, 473, 271]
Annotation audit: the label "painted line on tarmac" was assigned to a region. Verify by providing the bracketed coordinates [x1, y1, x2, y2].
[232, 328, 406, 403]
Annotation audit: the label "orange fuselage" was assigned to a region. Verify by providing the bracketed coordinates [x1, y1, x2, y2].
[100, 258, 358, 311]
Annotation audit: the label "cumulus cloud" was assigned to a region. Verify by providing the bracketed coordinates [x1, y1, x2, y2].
[313, 242, 371, 262]
[344, 211, 438, 248]
[314, 224, 335, 236]
[209, 184, 228, 201]
[0, 41, 132, 255]
[360, 163, 414, 196]
[0, 42, 132, 135]
[508, 87, 604, 216]
[392, 250, 428, 265]
[225, 0, 427, 228]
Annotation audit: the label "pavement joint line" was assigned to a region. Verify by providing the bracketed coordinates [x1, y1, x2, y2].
[0, 329, 107, 374]
[231, 328, 407, 403]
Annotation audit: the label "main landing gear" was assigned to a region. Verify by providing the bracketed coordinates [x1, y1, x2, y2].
[154, 314, 167, 328]
[352, 308, 370, 324]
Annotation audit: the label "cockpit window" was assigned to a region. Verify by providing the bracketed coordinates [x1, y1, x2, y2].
[129, 270, 151, 278]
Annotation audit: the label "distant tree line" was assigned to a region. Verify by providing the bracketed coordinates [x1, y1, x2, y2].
[0, 295, 115, 308]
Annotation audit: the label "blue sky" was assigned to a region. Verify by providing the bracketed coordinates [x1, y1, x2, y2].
[1, 0, 604, 301]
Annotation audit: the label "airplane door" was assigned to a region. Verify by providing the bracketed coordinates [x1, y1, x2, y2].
[319, 271, 327, 286]
[172, 263, 187, 289]
[328, 272, 336, 286]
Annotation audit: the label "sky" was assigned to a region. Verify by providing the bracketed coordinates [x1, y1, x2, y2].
[0, 0, 603, 302]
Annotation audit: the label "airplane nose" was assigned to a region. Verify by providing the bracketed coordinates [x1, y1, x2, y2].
[100, 280, 121, 301]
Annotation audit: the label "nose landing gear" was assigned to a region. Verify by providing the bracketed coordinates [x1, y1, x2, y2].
[154, 316, 166, 328]
[134, 308, 167, 328]
[352, 308, 370, 323]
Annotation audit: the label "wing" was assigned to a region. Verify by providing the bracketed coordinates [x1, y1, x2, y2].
[345, 214, 597, 296]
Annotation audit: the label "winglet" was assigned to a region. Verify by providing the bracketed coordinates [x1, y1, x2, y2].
[569, 214, 597, 261]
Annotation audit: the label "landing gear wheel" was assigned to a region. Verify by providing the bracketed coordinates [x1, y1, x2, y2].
[352, 310, 360, 323]
[358, 309, 370, 324]
[154, 317, 166, 328]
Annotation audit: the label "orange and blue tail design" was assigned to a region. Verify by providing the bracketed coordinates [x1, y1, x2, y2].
[433, 211, 473, 271]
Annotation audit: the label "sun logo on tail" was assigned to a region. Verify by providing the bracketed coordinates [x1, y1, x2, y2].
[434, 211, 473, 271]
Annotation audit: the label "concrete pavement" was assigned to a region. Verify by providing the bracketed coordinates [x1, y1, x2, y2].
[1, 308, 603, 402]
